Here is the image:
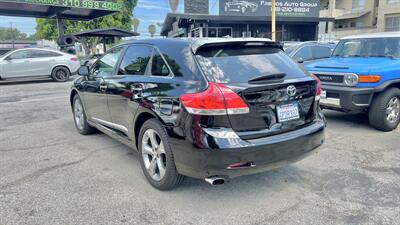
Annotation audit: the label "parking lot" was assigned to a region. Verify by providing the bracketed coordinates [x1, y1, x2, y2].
[0, 79, 399, 225]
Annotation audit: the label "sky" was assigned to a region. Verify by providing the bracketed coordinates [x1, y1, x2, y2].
[0, 0, 220, 37]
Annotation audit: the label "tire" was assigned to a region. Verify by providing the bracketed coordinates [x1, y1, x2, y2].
[72, 94, 97, 135]
[52, 66, 70, 82]
[138, 119, 184, 190]
[368, 88, 400, 131]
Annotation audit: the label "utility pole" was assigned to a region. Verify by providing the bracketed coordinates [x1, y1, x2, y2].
[271, 0, 276, 41]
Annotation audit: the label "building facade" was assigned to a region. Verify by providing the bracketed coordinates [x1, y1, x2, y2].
[161, 0, 327, 41]
[319, 0, 400, 40]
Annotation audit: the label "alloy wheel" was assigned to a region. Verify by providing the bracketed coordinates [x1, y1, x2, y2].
[386, 97, 400, 123]
[56, 69, 67, 80]
[74, 98, 84, 130]
[141, 129, 167, 181]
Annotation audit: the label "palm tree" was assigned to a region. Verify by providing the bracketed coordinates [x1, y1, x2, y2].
[132, 17, 140, 33]
[148, 24, 156, 37]
[169, 0, 179, 13]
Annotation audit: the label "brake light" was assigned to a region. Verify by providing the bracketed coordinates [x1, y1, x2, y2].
[179, 82, 249, 115]
[70, 57, 78, 61]
[359, 75, 381, 83]
[310, 73, 321, 97]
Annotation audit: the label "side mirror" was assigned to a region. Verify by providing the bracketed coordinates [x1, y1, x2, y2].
[297, 58, 304, 64]
[78, 66, 89, 76]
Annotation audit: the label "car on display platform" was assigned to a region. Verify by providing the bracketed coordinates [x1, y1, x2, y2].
[284, 41, 336, 63]
[70, 38, 326, 190]
[0, 48, 80, 82]
[305, 32, 400, 131]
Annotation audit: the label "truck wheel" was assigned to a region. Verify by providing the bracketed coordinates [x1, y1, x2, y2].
[369, 88, 400, 131]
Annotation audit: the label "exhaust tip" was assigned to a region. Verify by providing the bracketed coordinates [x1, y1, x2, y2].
[205, 177, 225, 185]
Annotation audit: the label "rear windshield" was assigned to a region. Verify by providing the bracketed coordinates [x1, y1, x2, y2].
[195, 46, 306, 83]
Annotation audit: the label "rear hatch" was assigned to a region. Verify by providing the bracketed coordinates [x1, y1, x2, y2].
[195, 42, 318, 139]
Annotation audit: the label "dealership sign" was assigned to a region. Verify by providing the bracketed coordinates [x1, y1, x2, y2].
[220, 0, 320, 18]
[2, 0, 123, 11]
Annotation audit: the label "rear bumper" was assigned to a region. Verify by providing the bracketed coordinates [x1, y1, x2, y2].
[320, 85, 374, 112]
[170, 119, 325, 179]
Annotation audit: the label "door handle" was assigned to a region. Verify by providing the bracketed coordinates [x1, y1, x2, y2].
[131, 83, 144, 92]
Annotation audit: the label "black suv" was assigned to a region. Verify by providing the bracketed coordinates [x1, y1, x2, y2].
[70, 38, 326, 190]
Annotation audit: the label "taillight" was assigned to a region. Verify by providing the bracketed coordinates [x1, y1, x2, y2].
[70, 57, 78, 61]
[179, 82, 249, 115]
[310, 73, 321, 97]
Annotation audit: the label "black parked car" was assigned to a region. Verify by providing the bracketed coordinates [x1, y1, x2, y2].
[70, 38, 326, 190]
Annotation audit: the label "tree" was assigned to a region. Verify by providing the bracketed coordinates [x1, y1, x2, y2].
[148, 24, 156, 37]
[169, 0, 179, 13]
[35, 0, 137, 55]
[132, 17, 140, 33]
[0, 27, 37, 41]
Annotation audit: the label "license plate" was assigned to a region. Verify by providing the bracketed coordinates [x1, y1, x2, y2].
[277, 103, 300, 122]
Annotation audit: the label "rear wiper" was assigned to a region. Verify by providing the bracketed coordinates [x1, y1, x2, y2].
[248, 73, 286, 84]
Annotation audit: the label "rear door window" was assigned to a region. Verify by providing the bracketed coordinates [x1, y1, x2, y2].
[118, 45, 152, 75]
[195, 45, 306, 83]
[151, 50, 170, 76]
[31, 50, 63, 58]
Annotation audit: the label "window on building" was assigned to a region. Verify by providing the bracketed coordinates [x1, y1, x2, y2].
[385, 15, 400, 31]
[118, 45, 152, 75]
[352, 0, 365, 10]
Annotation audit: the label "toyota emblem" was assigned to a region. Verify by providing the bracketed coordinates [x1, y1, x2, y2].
[287, 85, 297, 96]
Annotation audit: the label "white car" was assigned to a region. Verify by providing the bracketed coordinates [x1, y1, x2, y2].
[0, 48, 80, 82]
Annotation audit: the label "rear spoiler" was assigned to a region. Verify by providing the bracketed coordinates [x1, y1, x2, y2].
[191, 38, 283, 54]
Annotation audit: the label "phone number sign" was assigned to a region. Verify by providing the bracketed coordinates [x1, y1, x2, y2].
[8, 0, 123, 11]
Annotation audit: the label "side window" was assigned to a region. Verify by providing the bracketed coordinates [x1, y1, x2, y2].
[151, 49, 170, 76]
[118, 45, 152, 75]
[8, 50, 32, 60]
[91, 47, 123, 77]
[293, 46, 312, 61]
[30, 50, 62, 58]
[312, 46, 332, 59]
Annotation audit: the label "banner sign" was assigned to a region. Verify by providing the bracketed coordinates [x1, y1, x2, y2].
[1, 0, 123, 11]
[219, 0, 320, 18]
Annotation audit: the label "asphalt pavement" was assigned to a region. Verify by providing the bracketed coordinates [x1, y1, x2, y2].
[1, 78, 399, 225]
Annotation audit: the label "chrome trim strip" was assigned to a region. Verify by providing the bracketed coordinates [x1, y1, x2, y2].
[320, 97, 341, 108]
[91, 117, 129, 133]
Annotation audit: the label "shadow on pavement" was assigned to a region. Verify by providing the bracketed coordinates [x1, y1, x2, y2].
[0, 77, 74, 86]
